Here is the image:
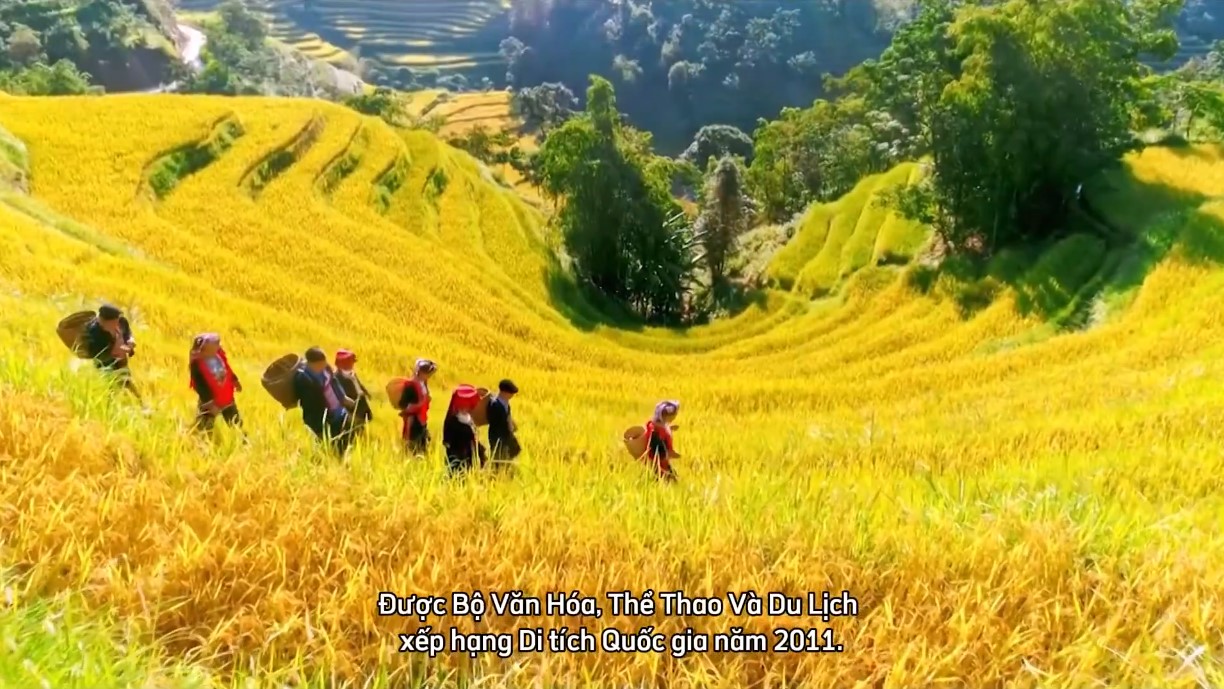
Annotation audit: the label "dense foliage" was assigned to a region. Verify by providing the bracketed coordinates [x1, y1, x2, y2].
[0, 59, 92, 96]
[535, 76, 696, 323]
[182, 0, 346, 99]
[510, 82, 578, 135]
[499, 0, 904, 153]
[679, 124, 753, 170]
[0, 0, 174, 94]
[525, 0, 1188, 318]
[747, 97, 897, 223]
[693, 155, 754, 287]
[1144, 38, 1224, 139]
[744, 0, 1182, 253]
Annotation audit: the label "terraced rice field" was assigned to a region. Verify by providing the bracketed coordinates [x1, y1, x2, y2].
[174, 0, 509, 79]
[414, 89, 538, 200]
[2, 94, 1224, 688]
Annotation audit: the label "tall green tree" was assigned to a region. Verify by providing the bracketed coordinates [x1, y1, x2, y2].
[694, 156, 753, 285]
[535, 75, 696, 323]
[843, 0, 1180, 251]
[832, 0, 961, 160]
[511, 82, 578, 135]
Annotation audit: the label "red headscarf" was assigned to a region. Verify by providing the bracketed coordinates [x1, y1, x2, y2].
[447, 384, 480, 415]
[335, 349, 356, 371]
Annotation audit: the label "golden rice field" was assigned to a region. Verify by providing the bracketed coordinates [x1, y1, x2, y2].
[409, 90, 522, 140]
[411, 89, 538, 201]
[2, 94, 1224, 688]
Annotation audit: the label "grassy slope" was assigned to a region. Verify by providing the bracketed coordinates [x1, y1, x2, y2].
[768, 163, 925, 295]
[2, 95, 1224, 688]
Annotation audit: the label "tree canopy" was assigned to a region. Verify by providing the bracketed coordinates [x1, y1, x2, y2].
[535, 76, 696, 323]
[521, 0, 1192, 322]
[182, 0, 346, 99]
[0, 0, 167, 94]
[747, 0, 1182, 251]
[500, 0, 900, 153]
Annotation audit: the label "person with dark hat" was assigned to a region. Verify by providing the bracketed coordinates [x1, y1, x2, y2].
[83, 303, 144, 404]
[442, 384, 487, 477]
[333, 349, 373, 440]
[397, 358, 436, 457]
[293, 347, 354, 456]
[486, 379, 521, 472]
[188, 333, 243, 434]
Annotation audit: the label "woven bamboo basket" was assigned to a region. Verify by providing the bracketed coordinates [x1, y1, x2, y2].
[56, 310, 96, 358]
[261, 353, 300, 409]
[623, 425, 648, 459]
[386, 377, 409, 407]
[471, 387, 491, 426]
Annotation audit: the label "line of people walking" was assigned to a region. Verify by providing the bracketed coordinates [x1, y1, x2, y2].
[264, 347, 523, 477]
[62, 304, 682, 482]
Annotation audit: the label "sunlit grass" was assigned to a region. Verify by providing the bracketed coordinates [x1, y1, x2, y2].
[2, 95, 1224, 688]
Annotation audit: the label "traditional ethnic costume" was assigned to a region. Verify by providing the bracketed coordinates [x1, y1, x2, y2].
[334, 349, 373, 439]
[487, 379, 521, 472]
[398, 358, 435, 456]
[293, 358, 352, 456]
[442, 384, 487, 477]
[83, 304, 138, 394]
[188, 333, 242, 432]
[643, 400, 680, 482]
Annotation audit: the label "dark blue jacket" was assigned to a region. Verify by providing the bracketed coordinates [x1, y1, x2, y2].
[292, 365, 348, 436]
[487, 397, 520, 459]
[84, 317, 133, 370]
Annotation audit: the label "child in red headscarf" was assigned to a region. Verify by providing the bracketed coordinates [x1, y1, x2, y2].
[188, 333, 243, 433]
[643, 400, 680, 482]
[443, 384, 487, 477]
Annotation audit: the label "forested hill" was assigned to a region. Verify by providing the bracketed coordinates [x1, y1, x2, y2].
[498, 0, 912, 153]
[164, 0, 1224, 154]
[0, 0, 185, 93]
[503, 0, 1224, 153]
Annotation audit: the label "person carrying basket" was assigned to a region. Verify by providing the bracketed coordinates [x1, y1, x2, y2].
[82, 304, 145, 406]
[643, 400, 681, 482]
[293, 347, 354, 456]
[397, 358, 436, 457]
[443, 384, 488, 477]
[334, 349, 373, 441]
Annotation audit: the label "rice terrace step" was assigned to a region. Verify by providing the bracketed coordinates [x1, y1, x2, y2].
[173, 0, 511, 79]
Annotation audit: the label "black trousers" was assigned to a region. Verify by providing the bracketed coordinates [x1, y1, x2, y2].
[446, 445, 487, 477]
[193, 403, 242, 432]
[308, 412, 353, 456]
[489, 436, 521, 472]
[405, 420, 430, 456]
